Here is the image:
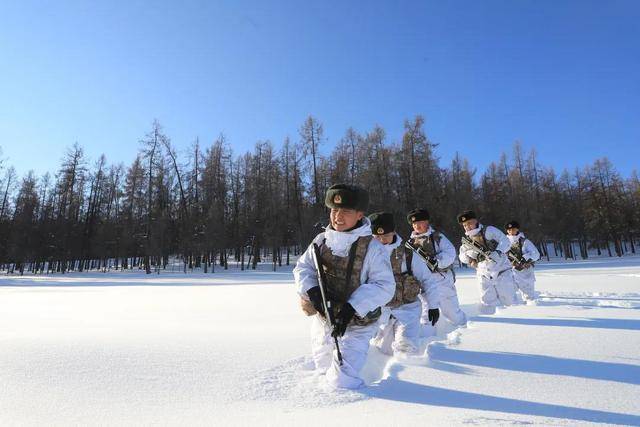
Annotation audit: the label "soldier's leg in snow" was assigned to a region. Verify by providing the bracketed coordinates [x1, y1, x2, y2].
[439, 293, 467, 326]
[495, 271, 517, 306]
[418, 292, 430, 325]
[478, 275, 499, 314]
[390, 301, 421, 354]
[310, 315, 333, 372]
[435, 274, 467, 326]
[514, 269, 536, 300]
[325, 322, 380, 389]
[373, 318, 396, 356]
[509, 270, 525, 304]
[372, 308, 395, 356]
[417, 292, 437, 337]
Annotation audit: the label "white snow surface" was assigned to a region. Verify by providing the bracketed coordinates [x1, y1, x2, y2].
[1, 257, 640, 426]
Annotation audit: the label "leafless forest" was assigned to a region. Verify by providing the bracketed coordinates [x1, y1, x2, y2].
[1, 115, 637, 274]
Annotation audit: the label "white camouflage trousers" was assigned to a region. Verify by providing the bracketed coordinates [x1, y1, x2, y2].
[373, 300, 422, 356]
[310, 314, 379, 389]
[477, 269, 517, 314]
[419, 272, 467, 327]
[512, 267, 536, 300]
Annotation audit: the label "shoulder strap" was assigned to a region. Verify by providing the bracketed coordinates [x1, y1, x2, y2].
[431, 231, 440, 253]
[344, 240, 359, 287]
[344, 235, 372, 285]
[482, 226, 498, 246]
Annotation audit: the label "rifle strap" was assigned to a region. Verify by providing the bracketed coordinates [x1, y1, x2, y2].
[431, 231, 439, 255]
[404, 245, 413, 276]
[479, 227, 489, 250]
[316, 241, 326, 270]
[317, 239, 331, 277]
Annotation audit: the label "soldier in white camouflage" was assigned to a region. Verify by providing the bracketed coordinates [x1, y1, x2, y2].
[407, 208, 467, 334]
[294, 184, 395, 389]
[368, 212, 439, 356]
[458, 210, 517, 314]
[505, 220, 541, 302]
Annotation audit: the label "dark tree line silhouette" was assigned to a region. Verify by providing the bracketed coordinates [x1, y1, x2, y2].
[1, 116, 638, 274]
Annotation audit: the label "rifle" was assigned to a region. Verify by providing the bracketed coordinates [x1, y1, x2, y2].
[404, 240, 445, 277]
[311, 242, 343, 365]
[461, 236, 496, 264]
[507, 249, 534, 270]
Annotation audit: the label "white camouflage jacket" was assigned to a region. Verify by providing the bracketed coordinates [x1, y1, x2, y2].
[507, 232, 541, 263]
[294, 218, 396, 318]
[410, 226, 457, 271]
[458, 224, 512, 279]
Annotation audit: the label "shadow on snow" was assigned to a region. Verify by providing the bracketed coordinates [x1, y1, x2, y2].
[367, 365, 640, 426]
[471, 315, 640, 331]
[0, 271, 294, 288]
[428, 343, 640, 385]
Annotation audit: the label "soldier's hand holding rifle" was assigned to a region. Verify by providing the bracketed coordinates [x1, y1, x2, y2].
[306, 286, 325, 315]
[331, 303, 355, 338]
[507, 250, 534, 270]
[404, 240, 443, 277]
[462, 236, 496, 264]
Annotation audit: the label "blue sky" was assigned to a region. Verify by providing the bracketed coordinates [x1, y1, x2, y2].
[1, 0, 639, 178]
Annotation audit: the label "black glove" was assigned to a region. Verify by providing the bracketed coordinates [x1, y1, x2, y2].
[307, 286, 325, 315]
[428, 308, 440, 326]
[332, 303, 355, 338]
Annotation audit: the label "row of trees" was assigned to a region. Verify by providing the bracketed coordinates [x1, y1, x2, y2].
[1, 116, 638, 274]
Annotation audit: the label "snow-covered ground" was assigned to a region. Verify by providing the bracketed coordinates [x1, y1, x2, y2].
[1, 258, 639, 426]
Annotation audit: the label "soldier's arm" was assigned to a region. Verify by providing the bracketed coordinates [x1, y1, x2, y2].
[458, 244, 476, 264]
[523, 239, 541, 262]
[292, 236, 323, 298]
[348, 239, 395, 317]
[486, 226, 511, 253]
[411, 253, 440, 308]
[436, 233, 456, 269]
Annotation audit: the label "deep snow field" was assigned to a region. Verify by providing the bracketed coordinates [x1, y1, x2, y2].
[1, 256, 639, 426]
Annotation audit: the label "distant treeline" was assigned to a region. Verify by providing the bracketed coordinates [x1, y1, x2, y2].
[0, 116, 638, 274]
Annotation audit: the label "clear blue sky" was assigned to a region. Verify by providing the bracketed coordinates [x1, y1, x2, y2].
[1, 0, 639, 178]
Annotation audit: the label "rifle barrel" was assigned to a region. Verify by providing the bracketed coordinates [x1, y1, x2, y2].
[311, 243, 343, 365]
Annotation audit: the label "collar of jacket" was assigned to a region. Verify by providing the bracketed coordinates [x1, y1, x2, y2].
[411, 226, 433, 239]
[323, 217, 372, 257]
